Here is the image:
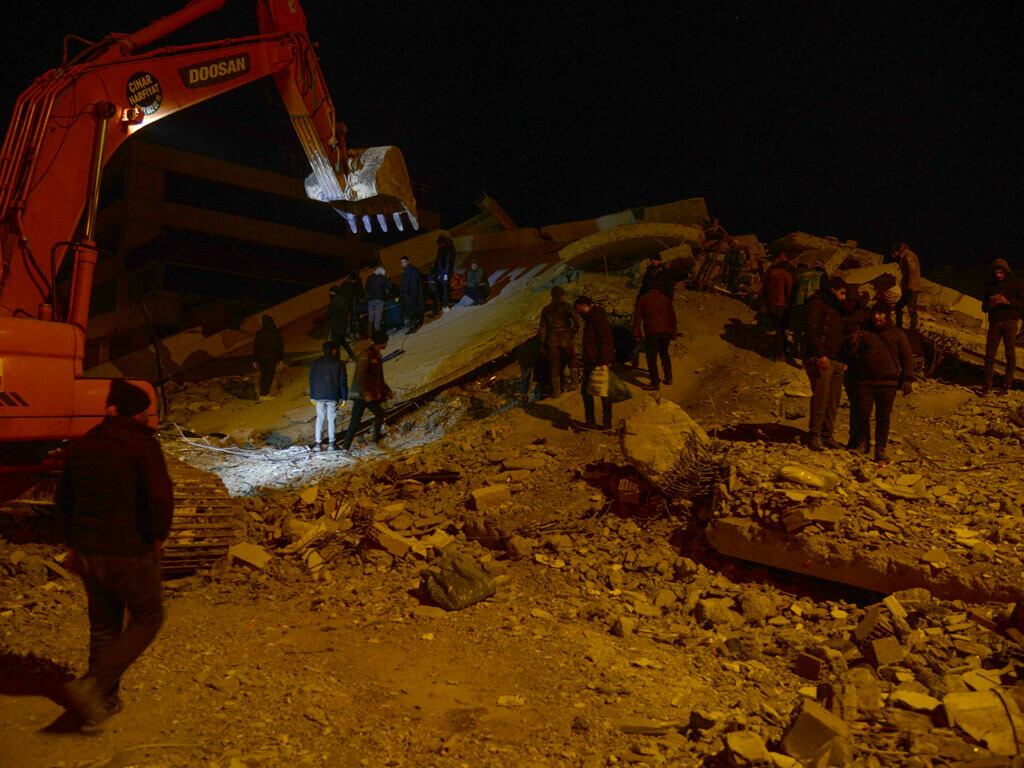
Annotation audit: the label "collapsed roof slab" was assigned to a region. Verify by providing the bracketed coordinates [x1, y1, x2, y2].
[708, 516, 1023, 604]
[775, 232, 884, 271]
[558, 222, 705, 270]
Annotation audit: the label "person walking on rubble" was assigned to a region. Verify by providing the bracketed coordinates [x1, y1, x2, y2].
[252, 314, 284, 401]
[399, 256, 426, 333]
[575, 296, 616, 430]
[309, 341, 348, 451]
[342, 330, 394, 451]
[890, 242, 922, 331]
[58, 380, 174, 729]
[326, 284, 356, 359]
[433, 235, 456, 312]
[761, 252, 796, 361]
[847, 302, 914, 462]
[365, 266, 389, 333]
[803, 276, 848, 451]
[982, 258, 1024, 395]
[538, 286, 578, 397]
[632, 287, 677, 390]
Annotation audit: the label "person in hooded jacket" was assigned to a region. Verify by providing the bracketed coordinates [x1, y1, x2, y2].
[847, 302, 914, 462]
[252, 314, 284, 401]
[365, 266, 389, 332]
[982, 258, 1024, 394]
[308, 341, 348, 450]
[57, 380, 173, 728]
[399, 256, 425, 333]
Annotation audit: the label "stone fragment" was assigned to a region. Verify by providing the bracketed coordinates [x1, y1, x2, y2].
[470, 484, 512, 510]
[497, 695, 524, 707]
[485, 450, 517, 464]
[612, 616, 636, 638]
[299, 484, 319, 504]
[502, 456, 545, 471]
[412, 605, 447, 619]
[725, 731, 771, 763]
[654, 589, 677, 608]
[921, 547, 949, 567]
[371, 522, 414, 558]
[619, 397, 709, 487]
[782, 700, 850, 762]
[842, 666, 882, 712]
[943, 690, 1019, 756]
[890, 690, 941, 713]
[795, 653, 825, 681]
[870, 636, 905, 666]
[739, 592, 774, 623]
[776, 465, 840, 490]
[420, 551, 496, 611]
[882, 595, 908, 619]
[227, 542, 272, 569]
[505, 535, 534, 560]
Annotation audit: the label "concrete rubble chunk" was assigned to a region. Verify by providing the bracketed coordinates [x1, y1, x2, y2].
[620, 397, 709, 488]
[776, 465, 840, 490]
[943, 690, 1021, 756]
[299, 484, 319, 505]
[782, 700, 850, 762]
[502, 456, 545, 471]
[505, 535, 534, 560]
[227, 542, 272, 570]
[890, 690, 941, 713]
[420, 551, 496, 611]
[370, 523, 413, 558]
[470, 484, 512, 510]
[611, 616, 636, 638]
[870, 636, 905, 667]
[725, 731, 771, 764]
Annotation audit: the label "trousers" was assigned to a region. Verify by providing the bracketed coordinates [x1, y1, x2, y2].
[77, 551, 164, 698]
[857, 384, 897, 450]
[314, 400, 338, 443]
[367, 299, 384, 332]
[895, 290, 918, 330]
[644, 333, 672, 383]
[343, 398, 386, 449]
[984, 318, 1019, 390]
[582, 364, 612, 427]
[257, 363, 275, 396]
[805, 358, 845, 438]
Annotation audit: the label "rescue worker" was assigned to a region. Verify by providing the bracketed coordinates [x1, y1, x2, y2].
[433, 235, 456, 312]
[847, 302, 914, 462]
[761, 252, 795, 361]
[982, 258, 1024, 394]
[326, 284, 355, 359]
[309, 341, 348, 451]
[803, 277, 848, 451]
[632, 287, 677, 389]
[365, 266, 389, 333]
[890, 242, 922, 331]
[574, 296, 615, 430]
[252, 314, 284, 401]
[342, 330, 394, 450]
[399, 256, 425, 333]
[58, 380, 173, 729]
[538, 286, 578, 397]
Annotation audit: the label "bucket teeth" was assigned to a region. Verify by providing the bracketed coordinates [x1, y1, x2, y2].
[377, 213, 388, 232]
[345, 212, 358, 234]
[361, 215, 372, 232]
[392, 212, 404, 232]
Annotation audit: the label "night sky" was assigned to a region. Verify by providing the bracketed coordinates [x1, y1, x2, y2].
[4, 1, 1022, 273]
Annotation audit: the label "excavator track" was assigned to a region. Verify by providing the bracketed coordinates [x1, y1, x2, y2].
[163, 456, 241, 575]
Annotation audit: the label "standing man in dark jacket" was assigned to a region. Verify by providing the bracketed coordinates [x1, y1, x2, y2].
[803, 277, 848, 450]
[365, 266, 389, 333]
[848, 303, 914, 462]
[538, 286, 578, 397]
[632, 287, 677, 389]
[574, 296, 616, 430]
[342, 331, 394, 450]
[890, 242, 922, 330]
[309, 341, 348, 451]
[841, 287, 873, 449]
[433, 235, 456, 312]
[982, 258, 1024, 394]
[326, 285, 355, 359]
[399, 256, 425, 333]
[761, 253, 796, 361]
[58, 380, 174, 728]
[639, 256, 675, 300]
[252, 314, 284, 401]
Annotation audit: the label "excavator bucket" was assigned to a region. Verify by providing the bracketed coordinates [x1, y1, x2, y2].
[304, 145, 419, 234]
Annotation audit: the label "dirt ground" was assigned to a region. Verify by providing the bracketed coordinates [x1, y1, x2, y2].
[3, 288, 1023, 767]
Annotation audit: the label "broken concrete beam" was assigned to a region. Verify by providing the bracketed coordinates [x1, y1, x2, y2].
[706, 516, 1024, 604]
[470, 484, 512, 510]
[228, 542, 272, 570]
[943, 690, 1022, 756]
[782, 700, 850, 762]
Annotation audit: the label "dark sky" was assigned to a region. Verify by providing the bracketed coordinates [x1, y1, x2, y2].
[5, 1, 1022, 270]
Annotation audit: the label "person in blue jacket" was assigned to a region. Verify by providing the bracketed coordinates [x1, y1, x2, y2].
[309, 341, 348, 450]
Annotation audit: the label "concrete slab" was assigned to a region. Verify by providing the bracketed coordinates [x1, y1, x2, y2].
[558, 223, 704, 270]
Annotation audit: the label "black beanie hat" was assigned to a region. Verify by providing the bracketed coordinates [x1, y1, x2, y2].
[107, 379, 151, 417]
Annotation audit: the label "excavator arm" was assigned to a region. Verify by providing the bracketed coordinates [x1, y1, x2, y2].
[0, 1, 417, 499]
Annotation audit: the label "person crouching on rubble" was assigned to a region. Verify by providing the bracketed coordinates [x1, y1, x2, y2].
[464, 260, 491, 305]
[804, 276, 848, 451]
[309, 341, 348, 451]
[58, 380, 174, 729]
[846, 302, 914, 462]
[342, 330, 394, 451]
[982, 258, 1024, 395]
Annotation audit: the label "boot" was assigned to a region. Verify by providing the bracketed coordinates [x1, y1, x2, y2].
[854, 440, 871, 455]
[822, 435, 842, 450]
[63, 676, 109, 728]
[807, 435, 824, 451]
[874, 444, 890, 463]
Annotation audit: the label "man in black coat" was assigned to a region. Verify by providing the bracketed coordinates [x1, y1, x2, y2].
[309, 341, 349, 450]
[58, 380, 174, 728]
[399, 256, 425, 333]
[326, 285, 355, 359]
[433, 235, 456, 312]
[574, 296, 616, 430]
[803, 277, 848, 450]
[252, 314, 284, 401]
[982, 258, 1024, 394]
[538, 286, 578, 397]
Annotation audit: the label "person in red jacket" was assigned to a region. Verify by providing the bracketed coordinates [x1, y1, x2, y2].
[632, 287, 677, 389]
[574, 296, 615, 430]
[761, 253, 795, 361]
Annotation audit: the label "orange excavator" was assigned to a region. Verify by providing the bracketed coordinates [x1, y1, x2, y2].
[0, 0, 419, 503]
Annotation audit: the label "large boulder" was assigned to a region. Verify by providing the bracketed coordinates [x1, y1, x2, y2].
[620, 396, 709, 488]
